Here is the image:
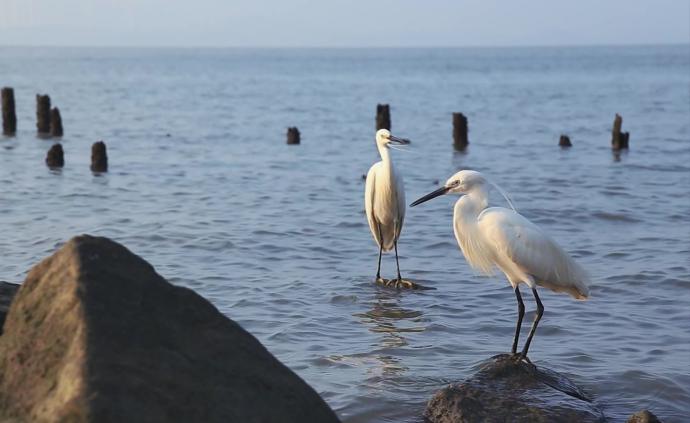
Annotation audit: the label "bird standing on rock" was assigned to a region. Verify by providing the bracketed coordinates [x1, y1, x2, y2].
[411, 170, 589, 359]
[365, 129, 417, 289]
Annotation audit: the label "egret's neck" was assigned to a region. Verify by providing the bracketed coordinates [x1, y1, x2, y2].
[452, 184, 496, 275]
[377, 144, 391, 163]
[454, 185, 490, 221]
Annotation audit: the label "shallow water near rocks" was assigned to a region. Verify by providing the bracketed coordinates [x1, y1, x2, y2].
[1, 46, 689, 422]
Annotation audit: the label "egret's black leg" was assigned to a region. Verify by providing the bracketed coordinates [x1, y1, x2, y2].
[394, 240, 402, 282]
[375, 224, 384, 283]
[511, 286, 525, 355]
[376, 243, 383, 280]
[520, 288, 544, 359]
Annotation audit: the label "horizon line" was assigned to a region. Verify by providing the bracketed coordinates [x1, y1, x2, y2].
[0, 42, 688, 50]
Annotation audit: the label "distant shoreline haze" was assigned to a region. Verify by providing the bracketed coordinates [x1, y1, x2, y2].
[0, 43, 689, 50]
[0, 0, 687, 48]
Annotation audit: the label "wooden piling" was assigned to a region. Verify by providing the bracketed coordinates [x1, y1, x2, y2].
[1, 87, 17, 135]
[559, 134, 572, 147]
[45, 143, 65, 168]
[376, 104, 391, 131]
[50, 107, 63, 137]
[36, 94, 51, 135]
[91, 141, 108, 172]
[611, 114, 629, 150]
[452, 113, 469, 151]
[286, 127, 300, 145]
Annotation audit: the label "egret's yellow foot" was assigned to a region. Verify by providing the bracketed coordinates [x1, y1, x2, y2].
[392, 279, 421, 290]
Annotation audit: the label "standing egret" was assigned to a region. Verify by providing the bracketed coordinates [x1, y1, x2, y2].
[410, 170, 589, 359]
[365, 129, 416, 289]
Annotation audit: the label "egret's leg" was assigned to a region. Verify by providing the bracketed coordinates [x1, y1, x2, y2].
[375, 224, 384, 284]
[394, 240, 402, 282]
[391, 242, 419, 289]
[376, 242, 383, 281]
[511, 286, 525, 355]
[520, 288, 544, 359]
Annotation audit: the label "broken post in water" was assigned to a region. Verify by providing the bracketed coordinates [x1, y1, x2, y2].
[1, 87, 17, 135]
[376, 104, 391, 131]
[50, 107, 63, 137]
[286, 127, 300, 145]
[611, 113, 629, 150]
[452, 113, 469, 151]
[36, 94, 51, 135]
[45, 143, 65, 168]
[559, 134, 572, 147]
[91, 141, 108, 172]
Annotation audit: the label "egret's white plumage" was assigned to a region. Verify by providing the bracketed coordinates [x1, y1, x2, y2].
[411, 169, 589, 357]
[365, 129, 410, 286]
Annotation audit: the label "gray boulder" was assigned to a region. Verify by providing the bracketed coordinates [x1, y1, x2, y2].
[0, 235, 340, 423]
[627, 410, 662, 423]
[0, 281, 19, 334]
[424, 354, 605, 423]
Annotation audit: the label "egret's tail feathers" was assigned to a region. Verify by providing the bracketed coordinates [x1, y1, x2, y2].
[536, 254, 591, 300]
[537, 277, 589, 300]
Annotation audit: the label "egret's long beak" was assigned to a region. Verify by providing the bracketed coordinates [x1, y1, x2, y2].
[410, 186, 450, 207]
[388, 135, 411, 145]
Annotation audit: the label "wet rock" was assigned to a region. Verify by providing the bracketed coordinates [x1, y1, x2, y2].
[45, 143, 65, 168]
[424, 354, 605, 423]
[0, 282, 19, 335]
[559, 134, 572, 147]
[0, 235, 340, 423]
[287, 126, 300, 144]
[627, 410, 662, 423]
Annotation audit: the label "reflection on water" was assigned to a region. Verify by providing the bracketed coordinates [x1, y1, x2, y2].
[352, 289, 427, 378]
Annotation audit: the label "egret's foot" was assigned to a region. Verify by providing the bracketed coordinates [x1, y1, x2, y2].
[375, 277, 389, 286]
[512, 352, 531, 364]
[392, 278, 421, 290]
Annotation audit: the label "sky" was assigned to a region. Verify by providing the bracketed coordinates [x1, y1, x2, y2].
[0, 0, 688, 47]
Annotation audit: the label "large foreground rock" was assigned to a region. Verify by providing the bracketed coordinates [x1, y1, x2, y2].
[0, 281, 19, 334]
[424, 354, 605, 423]
[0, 235, 340, 423]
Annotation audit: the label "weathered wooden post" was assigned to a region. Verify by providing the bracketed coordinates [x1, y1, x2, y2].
[91, 141, 108, 172]
[286, 127, 300, 145]
[45, 143, 65, 168]
[1, 87, 17, 135]
[559, 134, 572, 147]
[452, 113, 469, 151]
[36, 94, 51, 135]
[50, 107, 63, 137]
[376, 104, 391, 131]
[611, 113, 629, 150]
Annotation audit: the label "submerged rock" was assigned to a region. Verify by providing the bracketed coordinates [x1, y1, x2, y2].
[627, 410, 662, 423]
[0, 281, 19, 335]
[0, 235, 340, 423]
[424, 354, 605, 423]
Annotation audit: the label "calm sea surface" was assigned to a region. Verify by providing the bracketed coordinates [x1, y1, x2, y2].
[1, 46, 689, 422]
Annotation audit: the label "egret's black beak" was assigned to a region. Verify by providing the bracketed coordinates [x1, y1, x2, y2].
[410, 186, 450, 207]
[388, 135, 411, 145]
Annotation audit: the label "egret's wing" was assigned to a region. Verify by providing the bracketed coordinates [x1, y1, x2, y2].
[365, 163, 381, 246]
[479, 208, 589, 299]
[394, 170, 406, 241]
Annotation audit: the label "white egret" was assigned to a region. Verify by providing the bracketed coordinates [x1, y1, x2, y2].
[410, 170, 589, 358]
[365, 129, 416, 289]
